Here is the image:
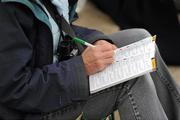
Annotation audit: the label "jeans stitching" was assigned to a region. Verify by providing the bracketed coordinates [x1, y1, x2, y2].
[125, 85, 141, 120]
[156, 70, 180, 104]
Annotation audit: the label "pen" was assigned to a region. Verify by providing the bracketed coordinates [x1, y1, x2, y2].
[72, 37, 95, 47]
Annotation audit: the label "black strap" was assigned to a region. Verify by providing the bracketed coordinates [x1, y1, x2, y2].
[42, 0, 76, 38]
[42, 0, 84, 59]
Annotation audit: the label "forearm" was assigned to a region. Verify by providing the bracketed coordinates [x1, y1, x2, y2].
[72, 25, 114, 44]
[0, 55, 89, 113]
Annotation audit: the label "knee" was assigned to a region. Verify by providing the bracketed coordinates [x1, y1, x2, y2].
[122, 28, 151, 40]
[130, 28, 151, 37]
[110, 28, 151, 47]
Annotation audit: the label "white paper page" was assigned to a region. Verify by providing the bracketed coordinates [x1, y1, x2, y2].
[89, 37, 156, 94]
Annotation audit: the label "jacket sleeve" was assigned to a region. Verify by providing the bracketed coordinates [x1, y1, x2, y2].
[72, 25, 114, 44]
[0, 4, 89, 113]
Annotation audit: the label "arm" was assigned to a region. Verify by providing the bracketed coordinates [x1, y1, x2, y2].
[0, 4, 89, 113]
[72, 25, 114, 44]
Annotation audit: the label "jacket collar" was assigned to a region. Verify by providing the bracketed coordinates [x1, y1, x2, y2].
[1, 0, 52, 30]
[1, 0, 78, 25]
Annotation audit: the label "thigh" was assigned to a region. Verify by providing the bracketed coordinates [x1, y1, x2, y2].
[117, 74, 168, 120]
[82, 86, 121, 120]
[109, 29, 151, 47]
[43, 86, 121, 120]
[150, 46, 180, 120]
[109, 29, 169, 119]
[110, 29, 180, 120]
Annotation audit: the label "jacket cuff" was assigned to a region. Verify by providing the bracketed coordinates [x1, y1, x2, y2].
[85, 31, 114, 44]
[69, 56, 90, 101]
[72, 25, 114, 44]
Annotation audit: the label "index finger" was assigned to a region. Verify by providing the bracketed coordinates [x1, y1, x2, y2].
[98, 44, 116, 52]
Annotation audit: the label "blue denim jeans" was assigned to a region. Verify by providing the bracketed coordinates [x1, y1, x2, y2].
[43, 29, 180, 120]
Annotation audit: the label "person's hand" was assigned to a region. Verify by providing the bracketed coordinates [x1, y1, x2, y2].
[82, 40, 117, 75]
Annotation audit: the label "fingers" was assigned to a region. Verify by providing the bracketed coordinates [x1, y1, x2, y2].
[94, 58, 114, 72]
[82, 40, 118, 75]
[112, 44, 118, 49]
[89, 47, 115, 60]
[94, 40, 117, 52]
[98, 44, 116, 52]
[101, 50, 115, 59]
[103, 57, 114, 65]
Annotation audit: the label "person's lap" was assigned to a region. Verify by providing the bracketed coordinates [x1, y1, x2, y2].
[43, 29, 180, 120]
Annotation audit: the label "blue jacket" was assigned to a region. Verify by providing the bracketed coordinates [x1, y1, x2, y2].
[0, 0, 111, 119]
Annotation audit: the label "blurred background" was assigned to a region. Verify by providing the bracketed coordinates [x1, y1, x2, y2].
[74, 0, 180, 85]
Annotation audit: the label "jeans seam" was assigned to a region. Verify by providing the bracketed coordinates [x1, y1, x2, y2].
[125, 85, 142, 120]
[156, 70, 180, 104]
